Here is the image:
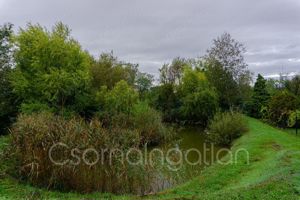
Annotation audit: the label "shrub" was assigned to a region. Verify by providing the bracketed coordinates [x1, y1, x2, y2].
[132, 102, 173, 144]
[207, 112, 248, 146]
[10, 112, 157, 194]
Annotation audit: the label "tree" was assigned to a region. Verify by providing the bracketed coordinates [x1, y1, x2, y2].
[135, 72, 154, 98]
[90, 52, 138, 89]
[179, 67, 219, 125]
[11, 22, 92, 115]
[155, 83, 179, 122]
[285, 75, 300, 96]
[266, 78, 281, 96]
[249, 74, 270, 118]
[204, 32, 248, 81]
[101, 80, 139, 115]
[268, 90, 299, 127]
[159, 57, 188, 85]
[0, 23, 18, 133]
[204, 33, 252, 109]
[205, 60, 239, 109]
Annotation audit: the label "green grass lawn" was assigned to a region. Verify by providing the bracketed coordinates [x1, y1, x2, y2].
[0, 117, 299, 200]
[284, 128, 300, 136]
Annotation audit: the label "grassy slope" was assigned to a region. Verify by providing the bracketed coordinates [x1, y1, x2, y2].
[0, 117, 299, 200]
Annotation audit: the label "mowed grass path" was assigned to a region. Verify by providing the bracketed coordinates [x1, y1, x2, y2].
[0, 117, 299, 199]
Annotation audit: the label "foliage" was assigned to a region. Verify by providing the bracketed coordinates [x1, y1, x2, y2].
[285, 75, 300, 96]
[207, 112, 248, 145]
[132, 102, 173, 144]
[248, 74, 270, 118]
[1, 118, 300, 199]
[153, 83, 179, 122]
[20, 102, 54, 114]
[11, 23, 92, 115]
[204, 33, 252, 109]
[204, 32, 248, 81]
[135, 72, 154, 99]
[90, 52, 138, 90]
[99, 80, 139, 116]
[179, 67, 218, 125]
[205, 60, 239, 109]
[267, 90, 299, 127]
[287, 110, 300, 128]
[265, 79, 282, 96]
[0, 23, 18, 133]
[159, 57, 188, 85]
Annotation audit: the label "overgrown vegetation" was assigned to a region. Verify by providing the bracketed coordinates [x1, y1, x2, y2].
[0, 118, 299, 199]
[248, 74, 300, 128]
[207, 112, 248, 145]
[10, 111, 173, 194]
[0, 20, 298, 198]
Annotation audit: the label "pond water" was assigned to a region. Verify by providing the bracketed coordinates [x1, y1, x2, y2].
[145, 127, 228, 194]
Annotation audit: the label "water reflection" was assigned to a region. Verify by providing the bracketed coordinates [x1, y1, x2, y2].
[146, 127, 228, 194]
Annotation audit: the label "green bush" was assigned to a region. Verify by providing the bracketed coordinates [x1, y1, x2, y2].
[207, 112, 248, 146]
[10, 112, 157, 194]
[267, 90, 299, 127]
[132, 102, 173, 144]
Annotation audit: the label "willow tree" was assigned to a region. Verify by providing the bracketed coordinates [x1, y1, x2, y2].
[11, 22, 92, 114]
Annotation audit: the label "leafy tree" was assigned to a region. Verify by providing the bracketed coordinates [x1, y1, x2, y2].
[204, 33, 252, 109]
[285, 75, 300, 96]
[179, 67, 218, 125]
[204, 32, 248, 81]
[135, 72, 154, 99]
[159, 57, 188, 85]
[101, 80, 139, 115]
[155, 83, 179, 122]
[266, 78, 281, 96]
[0, 23, 18, 133]
[205, 60, 239, 109]
[248, 74, 270, 118]
[90, 52, 138, 89]
[11, 23, 92, 115]
[268, 90, 299, 127]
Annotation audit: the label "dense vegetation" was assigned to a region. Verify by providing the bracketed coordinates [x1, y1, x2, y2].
[11, 112, 170, 194]
[0, 118, 299, 199]
[207, 112, 248, 146]
[0, 21, 299, 197]
[247, 73, 300, 128]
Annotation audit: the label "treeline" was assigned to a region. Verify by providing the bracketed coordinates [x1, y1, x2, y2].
[247, 73, 300, 128]
[0, 23, 252, 131]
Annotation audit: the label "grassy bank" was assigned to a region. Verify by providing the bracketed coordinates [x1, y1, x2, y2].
[0, 117, 299, 199]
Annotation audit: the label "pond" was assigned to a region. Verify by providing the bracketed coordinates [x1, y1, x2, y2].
[141, 127, 228, 194]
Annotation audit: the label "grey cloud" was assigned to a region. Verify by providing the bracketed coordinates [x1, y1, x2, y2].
[1, 0, 300, 78]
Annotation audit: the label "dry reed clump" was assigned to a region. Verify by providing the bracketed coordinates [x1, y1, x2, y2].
[11, 112, 160, 194]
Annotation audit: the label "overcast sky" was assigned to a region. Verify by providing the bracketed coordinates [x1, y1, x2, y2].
[1, 0, 300, 78]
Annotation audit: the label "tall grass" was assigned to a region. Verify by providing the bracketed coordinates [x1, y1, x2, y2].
[10, 112, 172, 194]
